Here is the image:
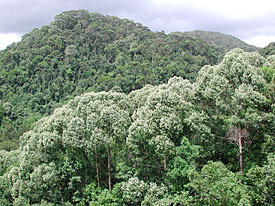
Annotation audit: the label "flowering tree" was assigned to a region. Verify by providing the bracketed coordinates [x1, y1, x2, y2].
[6, 91, 131, 204]
[127, 77, 208, 181]
[86, 94, 131, 191]
[195, 48, 267, 173]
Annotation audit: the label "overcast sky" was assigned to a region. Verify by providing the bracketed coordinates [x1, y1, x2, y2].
[0, 0, 275, 50]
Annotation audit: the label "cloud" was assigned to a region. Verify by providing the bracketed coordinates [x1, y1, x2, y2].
[245, 35, 275, 48]
[0, 33, 21, 50]
[0, 0, 274, 49]
[0, 0, 151, 33]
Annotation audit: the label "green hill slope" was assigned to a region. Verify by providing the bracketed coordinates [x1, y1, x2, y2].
[182, 30, 259, 53]
[0, 10, 223, 150]
[259, 42, 275, 57]
[0, 49, 273, 205]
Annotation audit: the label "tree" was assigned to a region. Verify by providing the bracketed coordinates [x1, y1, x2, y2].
[261, 55, 275, 102]
[195, 49, 267, 173]
[245, 154, 275, 205]
[4, 91, 131, 204]
[187, 161, 251, 205]
[166, 137, 199, 192]
[118, 177, 168, 206]
[127, 77, 198, 181]
[127, 77, 210, 185]
[86, 93, 131, 191]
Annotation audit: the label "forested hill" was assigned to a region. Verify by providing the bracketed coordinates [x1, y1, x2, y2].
[0, 9, 275, 206]
[0, 48, 274, 205]
[260, 42, 275, 57]
[0, 10, 224, 150]
[0, 9, 269, 151]
[182, 30, 259, 53]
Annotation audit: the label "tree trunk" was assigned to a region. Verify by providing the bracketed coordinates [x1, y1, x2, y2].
[164, 145, 167, 172]
[107, 143, 112, 191]
[94, 144, 100, 188]
[239, 131, 243, 174]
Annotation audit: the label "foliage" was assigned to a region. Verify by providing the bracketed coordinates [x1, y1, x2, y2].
[166, 136, 199, 192]
[259, 42, 275, 57]
[182, 30, 259, 53]
[188, 161, 251, 205]
[118, 177, 168, 206]
[195, 48, 269, 172]
[0, 11, 274, 205]
[77, 182, 123, 206]
[245, 154, 275, 205]
[0, 10, 224, 148]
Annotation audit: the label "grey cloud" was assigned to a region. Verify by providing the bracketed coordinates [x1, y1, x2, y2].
[0, 0, 274, 45]
[0, 1, 67, 33]
[0, 0, 150, 33]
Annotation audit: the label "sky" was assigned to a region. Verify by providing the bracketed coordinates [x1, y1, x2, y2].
[0, 0, 275, 50]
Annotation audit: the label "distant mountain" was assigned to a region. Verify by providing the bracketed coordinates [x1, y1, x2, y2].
[181, 30, 259, 53]
[259, 42, 275, 57]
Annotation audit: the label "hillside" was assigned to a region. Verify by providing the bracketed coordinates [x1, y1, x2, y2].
[182, 30, 259, 53]
[259, 42, 275, 57]
[0, 48, 274, 205]
[0, 9, 274, 206]
[0, 10, 268, 151]
[0, 10, 224, 150]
